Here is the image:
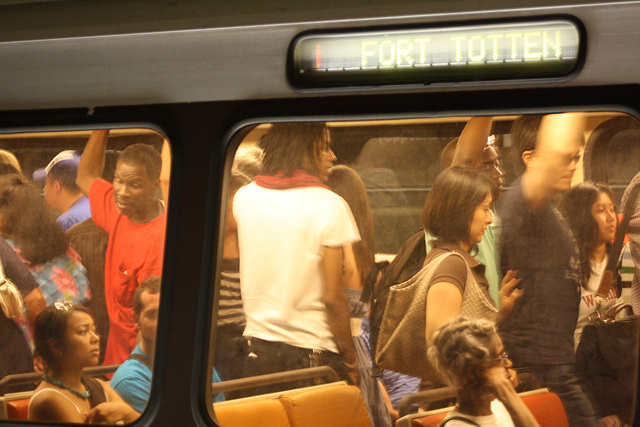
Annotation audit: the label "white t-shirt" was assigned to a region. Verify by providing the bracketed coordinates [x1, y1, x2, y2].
[234, 183, 360, 353]
[574, 255, 618, 350]
[442, 400, 514, 427]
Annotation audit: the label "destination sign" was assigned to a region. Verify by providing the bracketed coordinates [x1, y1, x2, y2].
[290, 20, 581, 88]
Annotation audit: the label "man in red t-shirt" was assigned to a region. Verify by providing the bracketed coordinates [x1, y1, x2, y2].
[77, 130, 166, 366]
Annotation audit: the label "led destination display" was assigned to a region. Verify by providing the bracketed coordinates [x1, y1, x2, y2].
[290, 20, 581, 88]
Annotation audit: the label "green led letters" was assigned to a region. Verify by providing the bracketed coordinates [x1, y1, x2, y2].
[294, 20, 580, 87]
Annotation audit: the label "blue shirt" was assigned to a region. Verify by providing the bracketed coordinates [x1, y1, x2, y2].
[111, 345, 225, 412]
[111, 345, 152, 413]
[57, 195, 92, 232]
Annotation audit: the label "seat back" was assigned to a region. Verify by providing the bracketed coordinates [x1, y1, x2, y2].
[279, 384, 371, 427]
[408, 410, 447, 427]
[0, 391, 33, 420]
[213, 381, 357, 427]
[519, 391, 569, 427]
[214, 397, 290, 427]
[6, 398, 30, 420]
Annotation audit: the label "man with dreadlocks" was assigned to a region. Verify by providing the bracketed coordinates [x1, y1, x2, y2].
[233, 123, 360, 394]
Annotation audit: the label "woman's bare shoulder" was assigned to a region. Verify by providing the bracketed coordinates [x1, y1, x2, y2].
[29, 385, 85, 423]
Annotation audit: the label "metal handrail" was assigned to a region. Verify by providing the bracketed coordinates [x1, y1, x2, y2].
[211, 366, 339, 394]
[398, 386, 457, 418]
[0, 365, 120, 396]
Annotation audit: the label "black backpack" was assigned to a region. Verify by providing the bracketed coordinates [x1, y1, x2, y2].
[368, 230, 427, 374]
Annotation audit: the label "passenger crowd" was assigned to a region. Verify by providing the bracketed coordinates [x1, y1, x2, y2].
[0, 113, 637, 427]
[0, 132, 171, 423]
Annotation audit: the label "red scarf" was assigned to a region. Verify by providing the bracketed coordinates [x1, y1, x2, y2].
[254, 169, 330, 190]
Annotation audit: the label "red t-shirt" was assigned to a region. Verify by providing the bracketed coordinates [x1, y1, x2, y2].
[89, 179, 166, 366]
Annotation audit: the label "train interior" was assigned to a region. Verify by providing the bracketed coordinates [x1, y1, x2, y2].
[1, 110, 638, 425]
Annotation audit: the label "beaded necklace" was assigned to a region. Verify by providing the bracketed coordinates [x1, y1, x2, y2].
[42, 374, 91, 399]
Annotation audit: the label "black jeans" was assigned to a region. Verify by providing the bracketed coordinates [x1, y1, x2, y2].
[214, 323, 246, 382]
[238, 338, 349, 397]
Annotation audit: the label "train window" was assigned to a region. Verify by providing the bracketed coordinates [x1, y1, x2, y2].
[210, 112, 640, 426]
[0, 128, 169, 424]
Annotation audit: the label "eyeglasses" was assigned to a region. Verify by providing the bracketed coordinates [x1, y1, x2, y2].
[567, 153, 581, 166]
[493, 351, 510, 364]
[53, 300, 74, 311]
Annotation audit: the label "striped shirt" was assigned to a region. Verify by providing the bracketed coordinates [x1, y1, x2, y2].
[621, 171, 640, 315]
[217, 258, 245, 327]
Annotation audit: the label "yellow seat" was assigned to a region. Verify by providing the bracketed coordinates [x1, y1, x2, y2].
[214, 397, 290, 427]
[279, 384, 371, 427]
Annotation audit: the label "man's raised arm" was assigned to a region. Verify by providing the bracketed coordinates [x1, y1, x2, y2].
[77, 129, 110, 196]
[451, 116, 494, 167]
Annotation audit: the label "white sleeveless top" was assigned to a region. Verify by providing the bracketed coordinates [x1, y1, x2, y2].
[28, 386, 109, 420]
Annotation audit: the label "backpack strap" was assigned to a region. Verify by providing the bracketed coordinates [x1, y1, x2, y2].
[438, 416, 481, 427]
[361, 260, 389, 303]
[128, 353, 153, 370]
[82, 375, 107, 408]
[383, 230, 427, 286]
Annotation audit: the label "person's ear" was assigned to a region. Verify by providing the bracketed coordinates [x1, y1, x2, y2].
[54, 180, 62, 194]
[48, 338, 64, 357]
[133, 312, 140, 328]
[521, 150, 535, 167]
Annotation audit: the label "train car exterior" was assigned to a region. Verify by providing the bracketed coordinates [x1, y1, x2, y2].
[0, 0, 639, 425]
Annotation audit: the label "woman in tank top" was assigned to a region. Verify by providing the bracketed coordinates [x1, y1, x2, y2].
[28, 301, 139, 424]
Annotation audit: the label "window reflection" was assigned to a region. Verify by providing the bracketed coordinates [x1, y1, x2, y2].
[212, 113, 640, 427]
[0, 128, 168, 424]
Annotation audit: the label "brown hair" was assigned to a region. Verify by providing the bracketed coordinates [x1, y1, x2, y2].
[133, 276, 161, 316]
[327, 165, 375, 285]
[510, 115, 543, 174]
[0, 174, 69, 264]
[421, 166, 495, 245]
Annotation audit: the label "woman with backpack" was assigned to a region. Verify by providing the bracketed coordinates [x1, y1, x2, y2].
[421, 166, 522, 346]
[376, 166, 522, 389]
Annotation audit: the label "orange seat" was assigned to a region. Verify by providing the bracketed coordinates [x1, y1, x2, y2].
[6, 398, 29, 420]
[410, 411, 446, 427]
[279, 384, 370, 427]
[214, 397, 290, 427]
[520, 391, 569, 427]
